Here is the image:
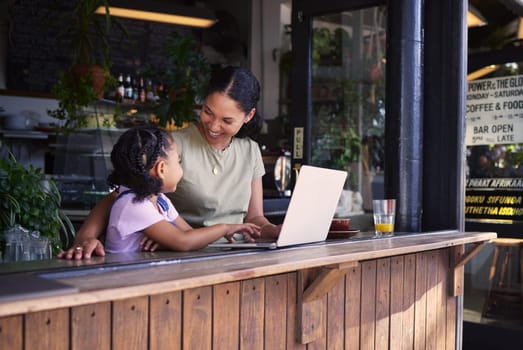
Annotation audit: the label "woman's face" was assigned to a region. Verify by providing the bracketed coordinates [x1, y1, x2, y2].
[199, 92, 255, 149]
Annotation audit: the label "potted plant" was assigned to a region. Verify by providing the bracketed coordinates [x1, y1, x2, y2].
[0, 154, 75, 257]
[47, 0, 126, 132]
[142, 31, 211, 127]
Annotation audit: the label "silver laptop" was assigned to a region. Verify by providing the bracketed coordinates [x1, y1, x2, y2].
[208, 165, 347, 249]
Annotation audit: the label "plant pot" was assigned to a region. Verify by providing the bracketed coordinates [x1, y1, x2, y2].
[72, 64, 106, 99]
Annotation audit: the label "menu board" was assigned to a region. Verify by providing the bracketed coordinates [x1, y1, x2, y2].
[6, 0, 195, 93]
[465, 74, 523, 224]
[466, 75, 523, 146]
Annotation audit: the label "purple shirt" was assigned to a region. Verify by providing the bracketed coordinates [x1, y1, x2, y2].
[105, 187, 179, 253]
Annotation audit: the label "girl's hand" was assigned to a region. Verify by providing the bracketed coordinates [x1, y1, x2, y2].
[224, 223, 261, 242]
[57, 238, 105, 260]
[140, 236, 161, 251]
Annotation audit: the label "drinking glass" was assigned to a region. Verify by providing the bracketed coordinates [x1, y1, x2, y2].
[31, 237, 51, 260]
[372, 199, 396, 237]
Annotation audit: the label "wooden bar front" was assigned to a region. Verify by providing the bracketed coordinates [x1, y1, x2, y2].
[0, 231, 495, 349]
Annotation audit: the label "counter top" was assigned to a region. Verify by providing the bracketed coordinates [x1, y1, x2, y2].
[0, 230, 496, 317]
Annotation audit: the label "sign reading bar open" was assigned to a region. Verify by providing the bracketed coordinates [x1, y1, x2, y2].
[465, 74, 523, 224]
[466, 75, 523, 146]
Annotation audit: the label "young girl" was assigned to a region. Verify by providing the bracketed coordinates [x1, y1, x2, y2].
[104, 125, 260, 253]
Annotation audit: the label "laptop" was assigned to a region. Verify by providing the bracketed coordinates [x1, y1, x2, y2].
[208, 165, 347, 249]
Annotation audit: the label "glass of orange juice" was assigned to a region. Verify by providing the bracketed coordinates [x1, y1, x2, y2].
[372, 199, 396, 237]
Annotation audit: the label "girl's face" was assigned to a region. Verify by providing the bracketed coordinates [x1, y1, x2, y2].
[158, 140, 183, 193]
[199, 92, 255, 149]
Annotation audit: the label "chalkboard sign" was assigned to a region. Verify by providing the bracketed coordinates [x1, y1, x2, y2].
[465, 178, 523, 223]
[7, 0, 197, 93]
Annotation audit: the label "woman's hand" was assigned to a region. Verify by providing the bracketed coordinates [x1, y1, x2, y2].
[57, 238, 105, 260]
[224, 223, 261, 242]
[260, 223, 282, 239]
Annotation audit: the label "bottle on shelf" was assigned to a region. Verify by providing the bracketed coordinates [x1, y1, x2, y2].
[116, 73, 125, 101]
[138, 77, 146, 103]
[146, 79, 155, 103]
[124, 74, 134, 100]
[132, 83, 139, 102]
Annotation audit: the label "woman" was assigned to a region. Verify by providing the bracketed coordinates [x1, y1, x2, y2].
[59, 66, 280, 259]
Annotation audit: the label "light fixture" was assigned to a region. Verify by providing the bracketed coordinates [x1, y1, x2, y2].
[467, 65, 499, 81]
[95, 0, 216, 28]
[468, 5, 487, 27]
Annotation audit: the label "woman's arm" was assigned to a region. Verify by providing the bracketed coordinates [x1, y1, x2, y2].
[244, 177, 281, 239]
[57, 191, 117, 260]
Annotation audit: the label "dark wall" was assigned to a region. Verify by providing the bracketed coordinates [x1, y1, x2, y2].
[6, 0, 195, 93]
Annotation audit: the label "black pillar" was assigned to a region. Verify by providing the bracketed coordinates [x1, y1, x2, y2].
[385, 0, 424, 232]
[423, 0, 467, 231]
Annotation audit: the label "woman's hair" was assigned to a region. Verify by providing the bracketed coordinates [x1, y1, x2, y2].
[206, 66, 262, 138]
[108, 125, 173, 201]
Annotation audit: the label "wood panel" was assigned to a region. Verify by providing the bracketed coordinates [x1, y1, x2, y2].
[213, 282, 240, 349]
[265, 274, 288, 350]
[435, 250, 448, 350]
[327, 274, 346, 349]
[25, 308, 69, 350]
[403, 254, 417, 349]
[307, 296, 327, 350]
[360, 260, 377, 350]
[302, 267, 327, 350]
[112, 296, 149, 350]
[345, 262, 362, 349]
[240, 278, 265, 350]
[0, 315, 22, 350]
[445, 249, 457, 350]
[296, 268, 325, 345]
[414, 252, 428, 349]
[183, 286, 212, 349]
[390, 255, 405, 349]
[71, 302, 111, 350]
[426, 251, 439, 349]
[286, 273, 305, 350]
[150, 291, 182, 350]
[376, 258, 391, 349]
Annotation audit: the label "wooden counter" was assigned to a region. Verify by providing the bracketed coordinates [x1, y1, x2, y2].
[0, 230, 495, 349]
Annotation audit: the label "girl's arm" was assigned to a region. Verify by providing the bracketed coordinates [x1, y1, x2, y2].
[244, 177, 281, 239]
[142, 220, 261, 251]
[57, 191, 117, 260]
[139, 215, 192, 251]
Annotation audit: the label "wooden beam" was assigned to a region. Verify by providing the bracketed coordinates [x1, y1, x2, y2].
[453, 241, 488, 268]
[449, 241, 490, 296]
[302, 261, 358, 302]
[296, 261, 358, 344]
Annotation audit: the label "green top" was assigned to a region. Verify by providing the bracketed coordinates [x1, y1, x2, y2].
[168, 123, 265, 229]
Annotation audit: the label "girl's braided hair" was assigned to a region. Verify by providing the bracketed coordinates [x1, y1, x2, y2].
[108, 125, 173, 201]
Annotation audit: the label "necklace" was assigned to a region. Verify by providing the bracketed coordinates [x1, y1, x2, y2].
[222, 137, 233, 151]
[212, 138, 233, 175]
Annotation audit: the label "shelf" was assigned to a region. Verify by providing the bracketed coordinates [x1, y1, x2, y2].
[0, 129, 50, 139]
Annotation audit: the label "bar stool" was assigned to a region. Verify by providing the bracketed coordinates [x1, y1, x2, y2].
[481, 238, 523, 321]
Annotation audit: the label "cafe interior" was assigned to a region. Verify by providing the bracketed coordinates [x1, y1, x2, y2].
[0, 0, 523, 348]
